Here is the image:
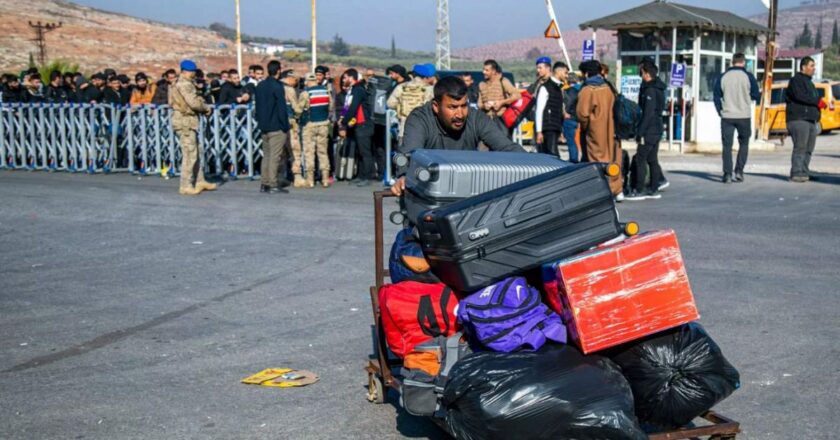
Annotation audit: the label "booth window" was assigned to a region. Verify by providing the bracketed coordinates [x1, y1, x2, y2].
[701, 31, 725, 51]
[699, 55, 723, 101]
[737, 35, 757, 56]
[620, 31, 657, 51]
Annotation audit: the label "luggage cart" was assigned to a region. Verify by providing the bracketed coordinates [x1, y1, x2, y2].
[364, 190, 741, 439]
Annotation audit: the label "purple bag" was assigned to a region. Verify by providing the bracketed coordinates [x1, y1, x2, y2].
[457, 277, 567, 352]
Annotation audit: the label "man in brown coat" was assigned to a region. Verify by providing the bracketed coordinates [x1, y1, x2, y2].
[577, 60, 623, 196]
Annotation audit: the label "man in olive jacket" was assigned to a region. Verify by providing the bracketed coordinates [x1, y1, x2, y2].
[786, 57, 825, 182]
[169, 60, 215, 196]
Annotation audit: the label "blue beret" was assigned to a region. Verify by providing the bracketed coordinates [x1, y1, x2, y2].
[180, 60, 197, 72]
[536, 56, 552, 66]
[412, 63, 436, 78]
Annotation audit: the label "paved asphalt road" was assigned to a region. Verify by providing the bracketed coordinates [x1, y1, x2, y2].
[0, 164, 838, 439]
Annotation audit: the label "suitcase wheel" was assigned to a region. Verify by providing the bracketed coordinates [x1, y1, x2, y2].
[367, 373, 386, 404]
[389, 210, 406, 225]
[606, 163, 621, 178]
[623, 222, 639, 237]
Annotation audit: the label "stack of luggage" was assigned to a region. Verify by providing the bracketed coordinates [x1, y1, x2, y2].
[379, 150, 740, 439]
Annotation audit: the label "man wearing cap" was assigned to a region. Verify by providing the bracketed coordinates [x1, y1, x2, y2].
[169, 60, 216, 196]
[387, 63, 435, 142]
[282, 70, 307, 188]
[129, 73, 156, 105]
[299, 73, 334, 188]
[385, 65, 408, 97]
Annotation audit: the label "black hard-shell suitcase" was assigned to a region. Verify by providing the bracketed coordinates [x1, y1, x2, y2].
[416, 163, 623, 292]
[402, 150, 569, 224]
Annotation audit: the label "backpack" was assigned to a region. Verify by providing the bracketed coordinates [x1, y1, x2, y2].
[379, 281, 459, 358]
[389, 228, 439, 284]
[607, 80, 642, 140]
[400, 333, 470, 418]
[397, 82, 428, 118]
[457, 277, 567, 352]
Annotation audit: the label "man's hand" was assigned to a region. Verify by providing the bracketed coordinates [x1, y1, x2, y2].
[536, 132, 544, 145]
[391, 176, 406, 196]
[563, 111, 571, 119]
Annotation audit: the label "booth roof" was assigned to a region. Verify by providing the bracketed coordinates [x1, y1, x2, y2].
[580, 1, 770, 36]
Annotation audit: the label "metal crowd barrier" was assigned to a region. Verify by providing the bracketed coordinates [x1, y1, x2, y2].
[0, 103, 272, 179]
[1, 103, 528, 181]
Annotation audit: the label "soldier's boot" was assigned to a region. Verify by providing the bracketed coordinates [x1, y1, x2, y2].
[305, 172, 315, 188]
[293, 174, 306, 188]
[196, 181, 217, 191]
[179, 186, 202, 196]
[320, 170, 331, 188]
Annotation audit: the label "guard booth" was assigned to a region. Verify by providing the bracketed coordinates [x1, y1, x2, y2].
[580, 1, 770, 151]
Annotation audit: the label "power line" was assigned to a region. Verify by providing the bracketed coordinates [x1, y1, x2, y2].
[28, 21, 62, 66]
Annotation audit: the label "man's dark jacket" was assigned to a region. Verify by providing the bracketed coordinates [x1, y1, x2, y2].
[785, 72, 821, 123]
[255, 77, 289, 134]
[637, 77, 666, 138]
[219, 82, 246, 106]
[399, 102, 524, 153]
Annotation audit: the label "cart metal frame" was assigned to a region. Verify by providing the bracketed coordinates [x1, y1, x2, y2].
[364, 190, 740, 440]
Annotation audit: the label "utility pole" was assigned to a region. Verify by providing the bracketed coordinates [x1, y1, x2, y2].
[28, 21, 62, 66]
[758, 0, 778, 141]
[311, 0, 317, 71]
[435, 0, 451, 70]
[235, 0, 242, 75]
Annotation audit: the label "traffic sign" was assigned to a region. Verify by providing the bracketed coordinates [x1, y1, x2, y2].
[582, 40, 595, 61]
[544, 20, 561, 39]
[670, 63, 687, 87]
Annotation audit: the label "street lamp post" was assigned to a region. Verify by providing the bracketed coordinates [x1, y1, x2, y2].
[311, 0, 317, 71]
[235, 0, 242, 76]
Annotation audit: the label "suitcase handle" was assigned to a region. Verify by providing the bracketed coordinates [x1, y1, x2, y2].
[503, 205, 552, 228]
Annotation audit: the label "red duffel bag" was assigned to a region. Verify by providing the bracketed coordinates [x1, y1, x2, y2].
[502, 90, 533, 129]
[379, 281, 459, 358]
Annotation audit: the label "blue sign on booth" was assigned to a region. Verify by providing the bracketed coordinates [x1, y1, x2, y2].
[670, 63, 686, 88]
[582, 40, 595, 61]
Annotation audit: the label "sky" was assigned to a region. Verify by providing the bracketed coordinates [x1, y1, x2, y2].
[72, 0, 799, 51]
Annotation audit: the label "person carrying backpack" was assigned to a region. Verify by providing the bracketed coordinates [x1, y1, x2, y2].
[576, 60, 622, 196]
[626, 62, 666, 201]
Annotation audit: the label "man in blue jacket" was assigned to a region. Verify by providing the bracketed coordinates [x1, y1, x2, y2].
[714, 53, 761, 184]
[626, 61, 666, 201]
[255, 60, 290, 194]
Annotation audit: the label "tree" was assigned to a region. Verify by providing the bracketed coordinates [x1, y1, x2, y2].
[330, 33, 350, 56]
[832, 20, 839, 46]
[815, 18, 823, 49]
[391, 35, 397, 58]
[525, 47, 541, 62]
[796, 23, 814, 48]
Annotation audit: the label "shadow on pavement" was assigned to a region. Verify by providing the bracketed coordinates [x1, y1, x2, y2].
[668, 170, 723, 183]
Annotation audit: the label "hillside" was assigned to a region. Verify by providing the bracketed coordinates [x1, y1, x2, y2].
[454, 2, 840, 64]
[750, 2, 840, 49]
[0, 0, 245, 74]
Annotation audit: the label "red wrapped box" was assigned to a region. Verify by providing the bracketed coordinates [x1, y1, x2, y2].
[542, 229, 699, 354]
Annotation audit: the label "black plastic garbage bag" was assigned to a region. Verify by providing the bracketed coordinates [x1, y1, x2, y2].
[442, 345, 647, 440]
[607, 322, 741, 429]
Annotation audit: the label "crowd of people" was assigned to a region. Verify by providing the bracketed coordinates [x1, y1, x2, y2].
[3, 51, 823, 196]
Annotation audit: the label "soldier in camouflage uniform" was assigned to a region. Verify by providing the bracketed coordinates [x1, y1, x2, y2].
[299, 73, 334, 188]
[281, 70, 306, 188]
[169, 60, 215, 196]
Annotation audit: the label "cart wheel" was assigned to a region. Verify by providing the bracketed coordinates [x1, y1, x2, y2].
[367, 373, 386, 404]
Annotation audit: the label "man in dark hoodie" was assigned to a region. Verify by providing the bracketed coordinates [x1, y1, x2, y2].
[45, 70, 71, 103]
[626, 61, 666, 201]
[81, 73, 106, 104]
[786, 56, 824, 183]
[152, 69, 177, 105]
